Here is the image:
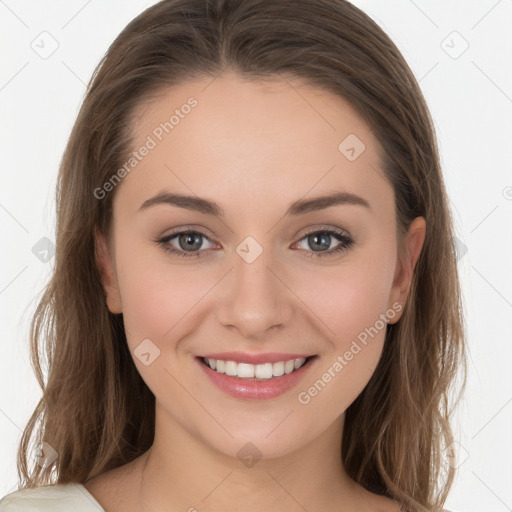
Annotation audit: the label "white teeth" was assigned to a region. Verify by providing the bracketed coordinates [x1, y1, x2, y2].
[284, 360, 295, 374]
[237, 363, 255, 378]
[255, 363, 273, 379]
[225, 361, 237, 376]
[272, 361, 285, 377]
[204, 357, 308, 379]
[294, 358, 305, 369]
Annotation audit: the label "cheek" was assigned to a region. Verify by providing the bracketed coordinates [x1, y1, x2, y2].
[295, 250, 396, 345]
[115, 249, 215, 403]
[291, 248, 396, 414]
[116, 251, 207, 343]
[110, 226, 204, 344]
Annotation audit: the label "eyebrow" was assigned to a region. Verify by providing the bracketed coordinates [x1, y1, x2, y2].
[138, 191, 370, 216]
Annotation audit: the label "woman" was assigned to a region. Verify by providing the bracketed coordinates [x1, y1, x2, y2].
[0, 0, 466, 511]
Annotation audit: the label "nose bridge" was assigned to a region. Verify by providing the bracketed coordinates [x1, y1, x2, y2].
[216, 234, 292, 337]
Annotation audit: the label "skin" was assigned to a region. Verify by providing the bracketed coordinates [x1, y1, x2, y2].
[88, 70, 425, 512]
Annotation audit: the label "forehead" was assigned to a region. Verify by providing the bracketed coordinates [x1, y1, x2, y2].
[116, 71, 392, 218]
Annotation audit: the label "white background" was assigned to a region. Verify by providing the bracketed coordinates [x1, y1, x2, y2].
[1, 1, 511, 510]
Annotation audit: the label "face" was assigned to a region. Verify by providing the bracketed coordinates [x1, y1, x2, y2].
[96, 70, 425, 461]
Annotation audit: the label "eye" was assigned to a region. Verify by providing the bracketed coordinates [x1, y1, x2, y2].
[155, 229, 216, 258]
[292, 227, 354, 258]
[155, 226, 355, 259]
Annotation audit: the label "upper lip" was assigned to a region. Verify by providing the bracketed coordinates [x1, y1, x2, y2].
[197, 352, 315, 365]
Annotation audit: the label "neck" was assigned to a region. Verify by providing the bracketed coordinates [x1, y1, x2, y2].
[134, 406, 370, 512]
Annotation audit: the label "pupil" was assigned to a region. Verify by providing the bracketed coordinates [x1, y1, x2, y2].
[310, 233, 330, 251]
[180, 232, 201, 251]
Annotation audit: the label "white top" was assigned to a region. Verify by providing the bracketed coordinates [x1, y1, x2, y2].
[0, 483, 104, 511]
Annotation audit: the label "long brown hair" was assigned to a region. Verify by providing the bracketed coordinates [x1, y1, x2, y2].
[16, 1, 467, 510]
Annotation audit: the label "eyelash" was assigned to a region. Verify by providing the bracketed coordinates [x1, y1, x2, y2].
[154, 226, 355, 259]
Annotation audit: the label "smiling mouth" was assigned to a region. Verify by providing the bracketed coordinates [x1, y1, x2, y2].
[198, 355, 317, 381]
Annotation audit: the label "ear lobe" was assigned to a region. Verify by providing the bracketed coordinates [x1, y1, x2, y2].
[94, 228, 123, 314]
[388, 216, 426, 322]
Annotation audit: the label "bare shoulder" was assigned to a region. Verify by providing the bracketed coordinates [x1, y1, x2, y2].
[359, 487, 403, 512]
[84, 456, 144, 512]
[83, 472, 119, 511]
[374, 494, 403, 512]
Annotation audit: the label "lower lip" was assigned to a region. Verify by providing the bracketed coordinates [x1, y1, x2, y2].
[196, 356, 317, 400]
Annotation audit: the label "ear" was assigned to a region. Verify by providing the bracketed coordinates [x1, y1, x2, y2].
[387, 216, 426, 323]
[94, 228, 123, 314]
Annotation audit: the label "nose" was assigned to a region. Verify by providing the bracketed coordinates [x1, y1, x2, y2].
[216, 243, 293, 339]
